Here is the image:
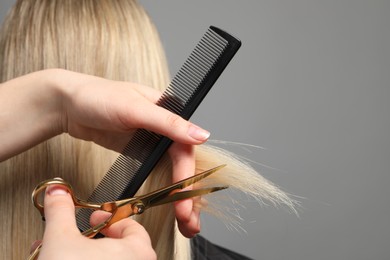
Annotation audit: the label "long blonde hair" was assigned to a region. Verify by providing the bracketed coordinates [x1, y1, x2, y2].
[0, 1, 295, 259]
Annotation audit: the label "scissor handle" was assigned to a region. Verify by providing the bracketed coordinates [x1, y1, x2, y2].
[28, 166, 228, 260]
[29, 179, 116, 260]
[31, 178, 101, 220]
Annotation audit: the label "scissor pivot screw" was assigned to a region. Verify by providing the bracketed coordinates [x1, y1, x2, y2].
[133, 202, 145, 214]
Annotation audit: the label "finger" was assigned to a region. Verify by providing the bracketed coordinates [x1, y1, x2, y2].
[169, 142, 195, 183]
[43, 184, 79, 238]
[107, 218, 150, 240]
[168, 143, 202, 237]
[123, 83, 210, 144]
[130, 83, 163, 103]
[170, 143, 194, 223]
[90, 210, 112, 228]
[127, 102, 210, 145]
[91, 211, 150, 242]
[177, 198, 202, 238]
[99, 217, 157, 260]
[89, 211, 149, 241]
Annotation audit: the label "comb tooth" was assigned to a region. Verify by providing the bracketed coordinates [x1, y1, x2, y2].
[202, 40, 225, 55]
[192, 46, 217, 65]
[181, 64, 204, 82]
[207, 37, 227, 51]
[76, 26, 240, 232]
[160, 102, 180, 115]
[192, 48, 218, 66]
[198, 33, 226, 54]
[174, 69, 205, 94]
[164, 33, 231, 114]
[192, 45, 220, 66]
[164, 99, 184, 114]
[183, 59, 209, 80]
[171, 77, 194, 99]
[186, 56, 215, 77]
[208, 29, 229, 45]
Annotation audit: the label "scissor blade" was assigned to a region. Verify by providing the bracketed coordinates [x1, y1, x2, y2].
[139, 164, 226, 204]
[176, 164, 227, 189]
[150, 186, 228, 207]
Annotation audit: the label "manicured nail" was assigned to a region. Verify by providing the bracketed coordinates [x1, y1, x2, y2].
[47, 185, 68, 196]
[188, 125, 210, 141]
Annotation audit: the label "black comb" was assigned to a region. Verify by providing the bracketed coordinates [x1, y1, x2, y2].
[76, 26, 241, 232]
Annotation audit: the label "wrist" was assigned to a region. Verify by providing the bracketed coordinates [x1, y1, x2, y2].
[44, 68, 83, 135]
[35, 69, 68, 136]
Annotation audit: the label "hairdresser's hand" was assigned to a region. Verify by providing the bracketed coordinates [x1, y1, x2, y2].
[0, 69, 209, 159]
[59, 70, 206, 237]
[35, 184, 156, 260]
[0, 69, 205, 237]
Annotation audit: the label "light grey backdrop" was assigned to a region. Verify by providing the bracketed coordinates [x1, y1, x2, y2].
[1, 1, 390, 259]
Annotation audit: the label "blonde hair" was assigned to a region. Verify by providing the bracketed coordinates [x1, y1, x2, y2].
[0, 1, 295, 259]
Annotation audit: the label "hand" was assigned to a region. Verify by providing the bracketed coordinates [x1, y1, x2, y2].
[59, 70, 210, 152]
[58, 70, 206, 237]
[34, 184, 156, 260]
[0, 69, 207, 237]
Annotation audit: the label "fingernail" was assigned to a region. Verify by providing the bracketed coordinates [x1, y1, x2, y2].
[47, 185, 68, 196]
[188, 125, 210, 141]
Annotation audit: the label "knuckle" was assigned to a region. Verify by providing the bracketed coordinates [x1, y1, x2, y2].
[166, 113, 183, 129]
[45, 197, 71, 210]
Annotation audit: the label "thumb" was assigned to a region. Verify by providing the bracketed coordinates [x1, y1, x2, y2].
[43, 183, 79, 238]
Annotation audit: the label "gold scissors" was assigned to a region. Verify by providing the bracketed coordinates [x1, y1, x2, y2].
[28, 164, 228, 259]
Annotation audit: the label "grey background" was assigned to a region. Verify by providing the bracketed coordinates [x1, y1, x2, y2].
[1, 1, 390, 259]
